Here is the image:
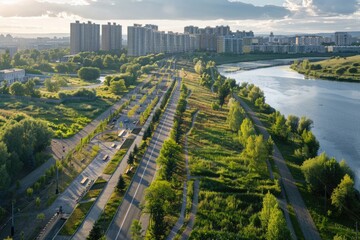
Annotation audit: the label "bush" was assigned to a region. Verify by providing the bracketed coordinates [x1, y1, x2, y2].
[78, 67, 100, 81]
[335, 67, 346, 75]
[348, 67, 357, 74]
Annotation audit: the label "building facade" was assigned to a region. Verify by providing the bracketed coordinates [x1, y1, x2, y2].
[0, 68, 26, 85]
[217, 36, 243, 54]
[70, 21, 100, 54]
[335, 32, 352, 46]
[101, 22, 122, 51]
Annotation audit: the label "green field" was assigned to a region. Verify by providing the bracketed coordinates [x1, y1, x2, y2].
[291, 55, 360, 82]
[0, 96, 113, 138]
[176, 60, 280, 239]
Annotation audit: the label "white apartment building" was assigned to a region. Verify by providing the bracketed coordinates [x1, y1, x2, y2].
[0, 68, 26, 85]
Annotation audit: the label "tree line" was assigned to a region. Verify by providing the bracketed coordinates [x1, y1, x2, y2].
[0, 117, 53, 191]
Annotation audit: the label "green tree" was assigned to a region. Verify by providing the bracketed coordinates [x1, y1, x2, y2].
[248, 86, 264, 103]
[27, 187, 34, 198]
[286, 115, 299, 133]
[0, 50, 11, 69]
[266, 205, 290, 240]
[88, 221, 104, 240]
[117, 174, 126, 193]
[241, 135, 268, 174]
[301, 152, 351, 194]
[301, 130, 319, 158]
[110, 79, 127, 94]
[35, 197, 41, 208]
[36, 213, 45, 221]
[145, 180, 175, 240]
[0, 164, 10, 190]
[103, 55, 115, 69]
[157, 139, 182, 181]
[131, 220, 143, 240]
[9, 82, 25, 96]
[272, 113, 290, 140]
[260, 192, 278, 227]
[297, 116, 313, 134]
[331, 174, 355, 214]
[227, 98, 244, 132]
[104, 76, 112, 86]
[78, 67, 100, 81]
[238, 118, 256, 146]
[127, 152, 134, 165]
[44, 78, 60, 92]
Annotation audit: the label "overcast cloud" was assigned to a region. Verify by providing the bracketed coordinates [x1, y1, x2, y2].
[0, 0, 359, 34]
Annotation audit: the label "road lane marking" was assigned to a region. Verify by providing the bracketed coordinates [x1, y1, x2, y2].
[114, 83, 177, 240]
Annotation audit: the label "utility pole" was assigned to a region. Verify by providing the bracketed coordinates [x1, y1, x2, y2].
[11, 200, 14, 237]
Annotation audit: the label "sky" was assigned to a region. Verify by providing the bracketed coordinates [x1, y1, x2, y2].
[0, 0, 359, 36]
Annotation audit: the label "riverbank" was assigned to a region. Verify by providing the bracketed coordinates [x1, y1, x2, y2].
[216, 60, 359, 239]
[291, 55, 360, 82]
[211, 53, 355, 65]
[217, 57, 327, 73]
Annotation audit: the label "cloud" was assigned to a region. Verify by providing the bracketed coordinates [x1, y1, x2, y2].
[284, 0, 360, 16]
[0, 0, 290, 20]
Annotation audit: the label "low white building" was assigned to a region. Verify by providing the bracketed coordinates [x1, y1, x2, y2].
[0, 68, 26, 85]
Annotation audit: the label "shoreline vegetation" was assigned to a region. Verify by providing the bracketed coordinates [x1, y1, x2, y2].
[290, 55, 360, 82]
[206, 52, 357, 65]
[184, 54, 358, 239]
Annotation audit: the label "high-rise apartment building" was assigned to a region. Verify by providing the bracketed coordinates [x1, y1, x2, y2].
[70, 21, 100, 54]
[295, 35, 324, 46]
[217, 36, 243, 54]
[335, 32, 352, 46]
[128, 24, 145, 56]
[101, 22, 122, 51]
[128, 24, 195, 56]
[184, 26, 199, 35]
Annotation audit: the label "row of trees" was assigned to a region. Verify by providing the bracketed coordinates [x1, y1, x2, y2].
[227, 98, 273, 176]
[1, 79, 40, 97]
[0, 118, 53, 190]
[144, 81, 186, 239]
[194, 58, 238, 107]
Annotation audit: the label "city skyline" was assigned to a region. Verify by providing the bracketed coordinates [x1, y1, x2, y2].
[0, 0, 359, 36]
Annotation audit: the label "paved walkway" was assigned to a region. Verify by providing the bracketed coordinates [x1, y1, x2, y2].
[179, 179, 200, 240]
[167, 110, 198, 240]
[72, 81, 170, 240]
[233, 94, 321, 240]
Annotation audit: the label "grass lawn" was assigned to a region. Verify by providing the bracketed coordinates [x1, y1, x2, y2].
[292, 55, 360, 82]
[83, 177, 107, 201]
[177, 60, 279, 239]
[59, 200, 95, 236]
[103, 149, 128, 175]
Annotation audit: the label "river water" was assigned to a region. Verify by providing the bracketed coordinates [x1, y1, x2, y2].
[219, 64, 360, 187]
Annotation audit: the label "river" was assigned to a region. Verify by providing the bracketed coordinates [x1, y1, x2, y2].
[219, 63, 360, 187]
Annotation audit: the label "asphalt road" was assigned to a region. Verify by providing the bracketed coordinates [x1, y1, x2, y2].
[233, 94, 321, 240]
[72, 75, 171, 239]
[106, 77, 181, 240]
